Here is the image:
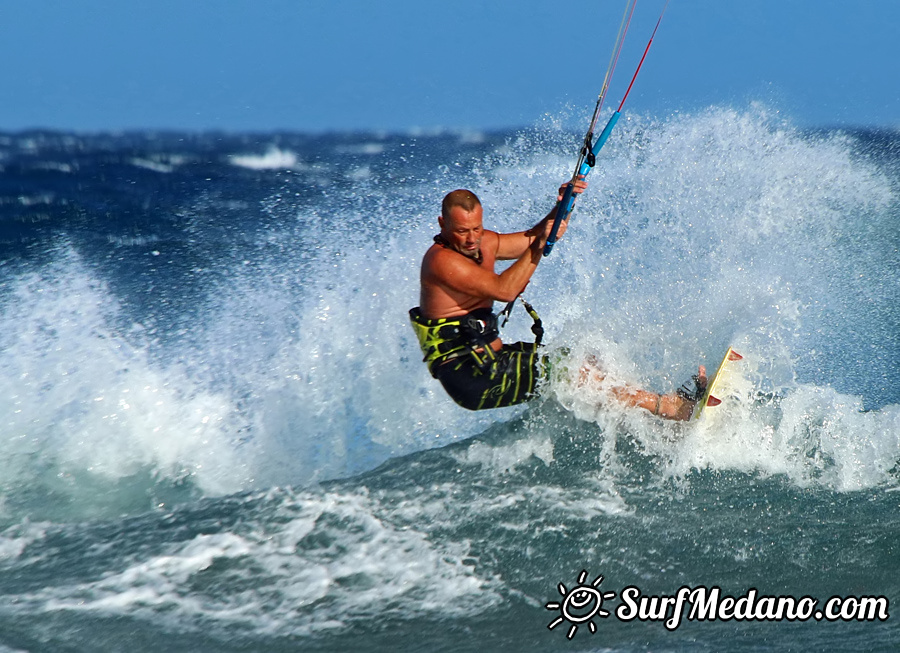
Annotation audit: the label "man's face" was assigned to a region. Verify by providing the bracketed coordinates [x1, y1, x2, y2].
[440, 204, 484, 260]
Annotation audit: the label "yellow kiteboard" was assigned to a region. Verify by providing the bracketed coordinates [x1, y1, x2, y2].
[694, 347, 744, 419]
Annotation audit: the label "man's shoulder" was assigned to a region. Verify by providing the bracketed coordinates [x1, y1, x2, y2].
[422, 241, 449, 263]
[423, 243, 463, 273]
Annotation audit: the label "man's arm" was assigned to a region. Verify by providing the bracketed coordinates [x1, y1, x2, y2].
[496, 177, 588, 260]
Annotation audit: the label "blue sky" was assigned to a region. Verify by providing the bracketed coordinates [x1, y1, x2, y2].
[3, 0, 899, 132]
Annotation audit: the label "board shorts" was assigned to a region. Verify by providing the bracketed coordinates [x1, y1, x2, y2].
[432, 341, 547, 411]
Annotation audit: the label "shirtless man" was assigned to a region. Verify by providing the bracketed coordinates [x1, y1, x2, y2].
[409, 181, 704, 419]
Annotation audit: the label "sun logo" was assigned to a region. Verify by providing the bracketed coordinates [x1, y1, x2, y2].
[546, 570, 616, 639]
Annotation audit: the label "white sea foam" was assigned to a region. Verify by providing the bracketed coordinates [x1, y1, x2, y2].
[17, 193, 55, 206]
[7, 489, 499, 636]
[0, 644, 28, 653]
[0, 521, 49, 562]
[453, 435, 555, 472]
[32, 161, 73, 173]
[189, 225, 507, 488]
[130, 157, 175, 173]
[106, 234, 161, 246]
[0, 248, 256, 510]
[478, 106, 899, 492]
[229, 147, 300, 170]
[458, 130, 486, 144]
[130, 153, 189, 173]
[334, 142, 385, 155]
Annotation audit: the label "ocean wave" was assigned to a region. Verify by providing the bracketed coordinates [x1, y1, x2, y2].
[0, 108, 897, 529]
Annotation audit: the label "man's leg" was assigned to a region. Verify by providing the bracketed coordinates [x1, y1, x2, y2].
[578, 359, 707, 422]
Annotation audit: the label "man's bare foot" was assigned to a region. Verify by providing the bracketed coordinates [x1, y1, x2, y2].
[657, 393, 696, 421]
[657, 365, 707, 421]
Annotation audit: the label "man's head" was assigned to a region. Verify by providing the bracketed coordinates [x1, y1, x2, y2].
[439, 189, 484, 260]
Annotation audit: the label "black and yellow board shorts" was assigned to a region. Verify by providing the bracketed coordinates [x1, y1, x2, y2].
[432, 341, 546, 411]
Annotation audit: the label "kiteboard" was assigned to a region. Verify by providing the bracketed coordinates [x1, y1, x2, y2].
[693, 347, 743, 419]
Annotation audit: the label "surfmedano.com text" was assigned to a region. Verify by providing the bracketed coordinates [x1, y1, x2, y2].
[616, 586, 890, 631]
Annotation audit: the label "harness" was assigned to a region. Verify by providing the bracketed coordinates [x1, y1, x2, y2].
[408, 307, 498, 376]
[408, 300, 543, 378]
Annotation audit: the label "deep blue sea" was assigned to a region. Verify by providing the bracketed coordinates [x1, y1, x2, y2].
[0, 108, 898, 652]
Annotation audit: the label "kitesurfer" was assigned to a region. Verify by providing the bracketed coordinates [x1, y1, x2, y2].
[409, 181, 705, 420]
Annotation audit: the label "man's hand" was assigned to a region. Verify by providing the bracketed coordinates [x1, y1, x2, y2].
[556, 175, 589, 202]
[535, 176, 589, 249]
[534, 212, 568, 248]
[496, 176, 591, 261]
